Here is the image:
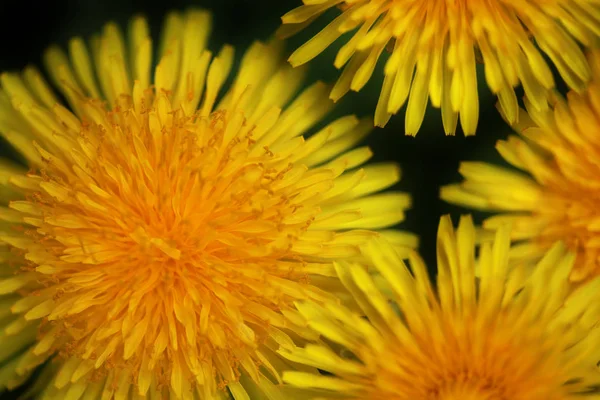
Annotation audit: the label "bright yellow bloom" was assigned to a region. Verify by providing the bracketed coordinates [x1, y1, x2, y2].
[442, 50, 600, 282]
[279, 215, 600, 399]
[0, 10, 416, 400]
[280, 0, 600, 135]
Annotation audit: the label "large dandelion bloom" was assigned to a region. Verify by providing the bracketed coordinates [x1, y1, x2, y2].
[278, 215, 600, 399]
[280, 0, 600, 135]
[0, 9, 415, 400]
[442, 50, 600, 282]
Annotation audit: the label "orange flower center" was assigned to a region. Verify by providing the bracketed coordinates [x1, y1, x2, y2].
[13, 93, 328, 393]
[362, 314, 565, 400]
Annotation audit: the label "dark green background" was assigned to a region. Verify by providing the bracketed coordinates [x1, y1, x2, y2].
[0, 1, 511, 397]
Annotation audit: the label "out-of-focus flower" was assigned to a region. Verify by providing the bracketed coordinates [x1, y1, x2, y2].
[280, 0, 600, 135]
[0, 9, 416, 399]
[442, 50, 600, 282]
[279, 215, 600, 399]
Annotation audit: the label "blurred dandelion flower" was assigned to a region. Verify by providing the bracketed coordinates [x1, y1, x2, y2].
[280, 0, 600, 136]
[442, 50, 600, 282]
[0, 9, 416, 400]
[279, 215, 600, 399]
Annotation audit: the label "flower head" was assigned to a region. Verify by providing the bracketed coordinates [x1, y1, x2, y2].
[442, 50, 600, 282]
[0, 9, 415, 399]
[280, 0, 600, 135]
[279, 215, 600, 399]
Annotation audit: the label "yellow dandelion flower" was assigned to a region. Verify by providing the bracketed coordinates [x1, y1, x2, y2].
[0, 9, 417, 400]
[280, 0, 600, 135]
[278, 215, 600, 399]
[442, 49, 600, 282]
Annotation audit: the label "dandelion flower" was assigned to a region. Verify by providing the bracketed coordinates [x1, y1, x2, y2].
[0, 9, 416, 399]
[280, 0, 600, 135]
[279, 215, 600, 399]
[442, 50, 600, 282]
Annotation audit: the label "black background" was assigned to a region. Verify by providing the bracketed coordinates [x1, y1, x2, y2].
[0, 1, 510, 397]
